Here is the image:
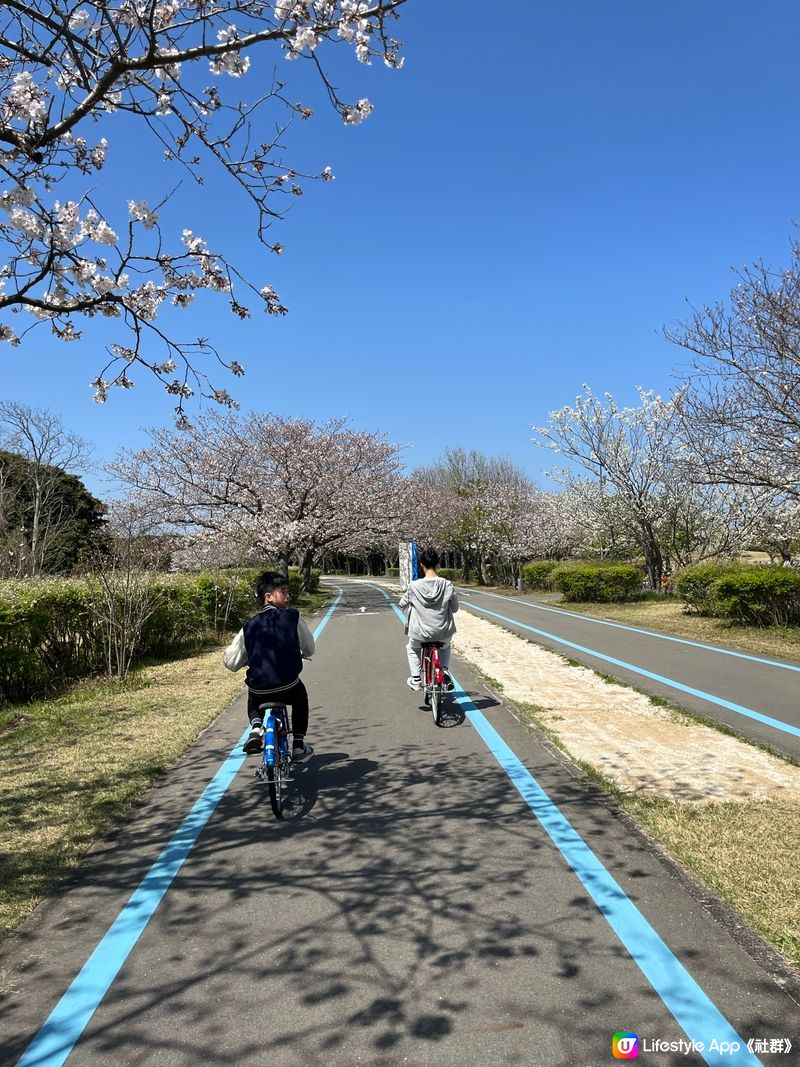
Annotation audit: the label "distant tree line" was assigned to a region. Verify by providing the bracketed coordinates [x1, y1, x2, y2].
[0, 402, 105, 577]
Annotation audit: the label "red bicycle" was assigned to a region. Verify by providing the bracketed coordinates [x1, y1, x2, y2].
[420, 641, 446, 726]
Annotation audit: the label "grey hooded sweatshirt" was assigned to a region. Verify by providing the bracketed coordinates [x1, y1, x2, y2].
[399, 576, 459, 642]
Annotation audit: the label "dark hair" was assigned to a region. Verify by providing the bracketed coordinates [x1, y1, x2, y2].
[418, 547, 439, 570]
[256, 570, 289, 603]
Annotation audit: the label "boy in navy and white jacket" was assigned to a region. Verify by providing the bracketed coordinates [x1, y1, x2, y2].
[224, 570, 316, 760]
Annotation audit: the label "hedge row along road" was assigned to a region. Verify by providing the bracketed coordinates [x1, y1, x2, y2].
[455, 587, 800, 763]
[1, 582, 796, 1067]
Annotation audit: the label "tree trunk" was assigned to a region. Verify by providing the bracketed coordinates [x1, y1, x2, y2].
[299, 548, 314, 592]
[275, 552, 289, 580]
[639, 520, 663, 589]
[476, 551, 487, 586]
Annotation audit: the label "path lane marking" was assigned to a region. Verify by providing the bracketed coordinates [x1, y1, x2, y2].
[16, 587, 345, 1067]
[459, 693, 761, 1067]
[463, 587, 800, 673]
[461, 600, 800, 739]
[383, 592, 762, 1067]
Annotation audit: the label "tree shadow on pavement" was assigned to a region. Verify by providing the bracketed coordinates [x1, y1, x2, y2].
[3, 738, 792, 1067]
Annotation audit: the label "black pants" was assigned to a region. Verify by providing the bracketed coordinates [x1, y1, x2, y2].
[247, 679, 309, 737]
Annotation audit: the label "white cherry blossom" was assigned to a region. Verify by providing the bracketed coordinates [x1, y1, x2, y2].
[0, 2, 407, 410]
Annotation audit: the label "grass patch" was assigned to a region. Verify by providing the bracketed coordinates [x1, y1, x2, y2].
[521, 694, 800, 966]
[620, 796, 800, 966]
[457, 580, 522, 597]
[0, 643, 244, 937]
[547, 597, 800, 661]
[515, 700, 570, 754]
[0, 588, 332, 938]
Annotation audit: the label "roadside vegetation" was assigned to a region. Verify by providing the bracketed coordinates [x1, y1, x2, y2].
[0, 588, 330, 940]
[535, 596, 800, 662]
[620, 795, 799, 965]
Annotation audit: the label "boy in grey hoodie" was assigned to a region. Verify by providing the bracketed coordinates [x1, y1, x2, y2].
[399, 547, 459, 690]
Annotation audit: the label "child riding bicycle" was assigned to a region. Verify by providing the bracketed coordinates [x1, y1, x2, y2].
[399, 547, 458, 691]
[223, 570, 316, 761]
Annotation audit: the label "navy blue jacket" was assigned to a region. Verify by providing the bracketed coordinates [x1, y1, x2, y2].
[242, 606, 303, 691]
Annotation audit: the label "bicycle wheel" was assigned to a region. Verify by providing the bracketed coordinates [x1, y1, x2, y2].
[263, 713, 284, 819]
[430, 682, 442, 726]
[266, 758, 284, 819]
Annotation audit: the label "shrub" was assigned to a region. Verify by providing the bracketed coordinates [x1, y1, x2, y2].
[386, 567, 400, 578]
[550, 563, 643, 602]
[306, 568, 321, 593]
[712, 567, 800, 626]
[521, 560, 559, 591]
[0, 580, 103, 704]
[0, 569, 260, 705]
[438, 567, 460, 582]
[673, 562, 741, 615]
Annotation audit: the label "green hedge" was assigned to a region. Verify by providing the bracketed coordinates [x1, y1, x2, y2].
[521, 560, 559, 591]
[0, 570, 259, 705]
[287, 567, 321, 598]
[550, 563, 643, 602]
[672, 562, 738, 614]
[711, 567, 800, 625]
[437, 567, 460, 582]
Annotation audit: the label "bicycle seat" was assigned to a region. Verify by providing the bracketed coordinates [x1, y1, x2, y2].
[421, 641, 445, 649]
[257, 700, 288, 710]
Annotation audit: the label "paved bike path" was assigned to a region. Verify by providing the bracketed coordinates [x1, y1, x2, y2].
[2, 582, 797, 1066]
[456, 588, 800, 762]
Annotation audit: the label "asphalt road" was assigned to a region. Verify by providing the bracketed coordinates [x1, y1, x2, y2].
[2, 581, 797, 1067]
[455, 588, 800, 762]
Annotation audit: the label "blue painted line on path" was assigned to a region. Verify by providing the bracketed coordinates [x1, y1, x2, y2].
[313, 586, 344, 639]
[463, 600, 800, 738]
[387, 596, 761, 1067]
[465, 587, 800, 673]
[15, 736, 249, 1067]
[17, 586, 345, 1067]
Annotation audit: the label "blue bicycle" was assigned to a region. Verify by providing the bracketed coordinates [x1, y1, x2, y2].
[255, 700, 292, 819]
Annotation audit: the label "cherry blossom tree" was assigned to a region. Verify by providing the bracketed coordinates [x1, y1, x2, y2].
[506, 486, 596, 563]
[112, 410, 406, 585]
[412, 449, 536, 583]
[532, 386, 760, 586]
[669, 238, 800, 502]
[748, 498, 800, 564]
[0, 2, 406, 413]
[533, 388, 678, 586]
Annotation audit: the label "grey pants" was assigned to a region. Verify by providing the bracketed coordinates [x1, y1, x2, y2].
[406, 640, 451, 680]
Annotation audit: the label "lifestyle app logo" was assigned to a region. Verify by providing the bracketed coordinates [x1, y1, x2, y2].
[612, 1032, 639, 1059]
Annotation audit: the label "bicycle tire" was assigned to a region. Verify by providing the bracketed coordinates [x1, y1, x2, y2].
[430, 682, 442, 726]
[266, 758, 284, 819]
[263, 712, 286, 820]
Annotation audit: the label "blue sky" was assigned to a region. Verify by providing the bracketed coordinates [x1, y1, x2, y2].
[3, 0, 800, 496]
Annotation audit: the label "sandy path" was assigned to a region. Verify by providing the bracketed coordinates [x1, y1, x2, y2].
[452, 611, 800, 803]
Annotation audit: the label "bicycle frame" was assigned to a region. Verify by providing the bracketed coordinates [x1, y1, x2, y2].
[421, 643, 445, 726]
[258, 703, 291, 819]
[421, 645, 443, 688]
[263, 705, 290, 770]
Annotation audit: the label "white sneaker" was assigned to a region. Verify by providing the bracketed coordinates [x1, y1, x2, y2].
[243, 726, 264, 754]
[291, 742, 314, 763]
[406, 677, 422, 691]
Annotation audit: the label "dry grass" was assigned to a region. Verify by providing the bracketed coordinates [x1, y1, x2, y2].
[0, 644, 244, 937]
[546, 596, 800, 661]
[621, 796, 800, 965]
[0, 588, 331, 938]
